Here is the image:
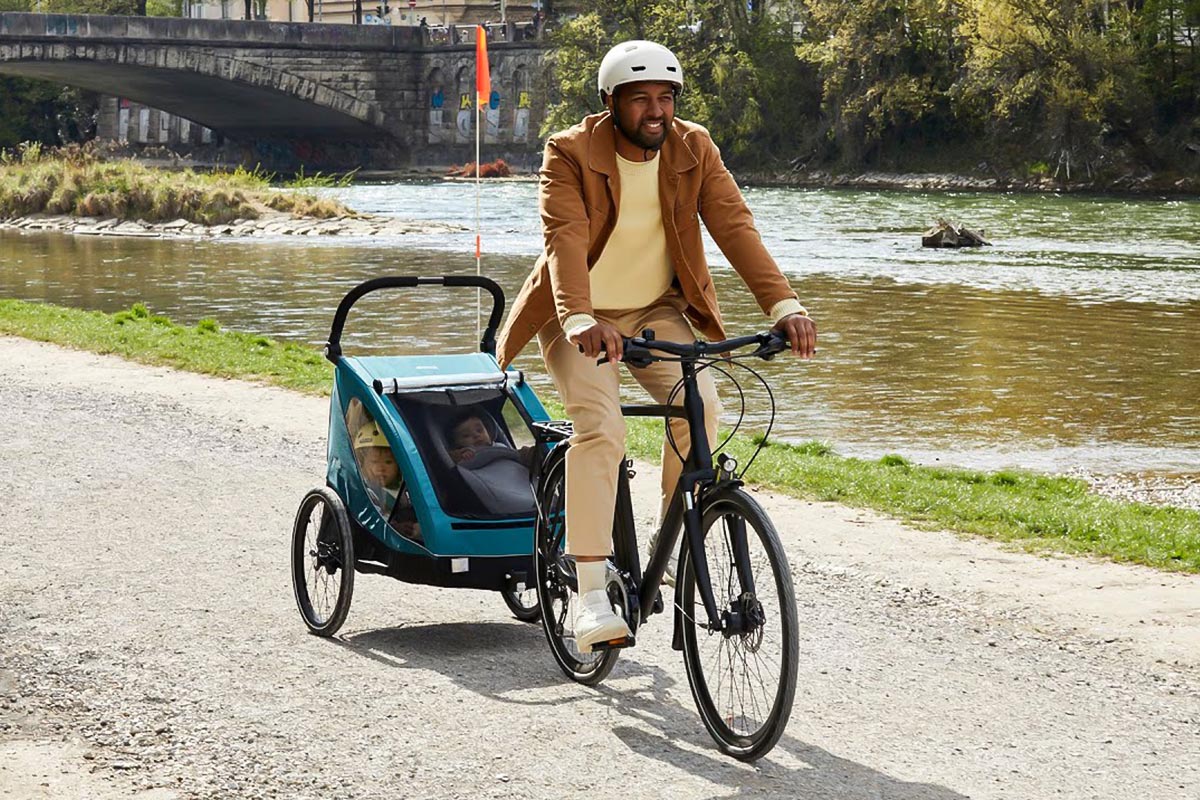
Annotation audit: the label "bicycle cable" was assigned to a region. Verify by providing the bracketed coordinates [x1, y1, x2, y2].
[656, 350, 778, 481]
[660, 359, 745, 463]
[713, 354, 779, 479]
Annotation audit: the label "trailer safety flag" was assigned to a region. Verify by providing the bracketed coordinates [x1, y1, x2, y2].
[475, 27, 490, 109]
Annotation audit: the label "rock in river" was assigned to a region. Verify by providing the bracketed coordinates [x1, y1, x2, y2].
[922, 218, 992, 248]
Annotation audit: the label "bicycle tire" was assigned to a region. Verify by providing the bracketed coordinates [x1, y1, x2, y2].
[678, 488, 798, 760]
[291, 486, 355, 637]
[533, 449, 621, 685]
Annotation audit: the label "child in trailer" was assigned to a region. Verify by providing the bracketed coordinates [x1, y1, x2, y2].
[445, 408, 537, 515]
[354, 420, 421, 542]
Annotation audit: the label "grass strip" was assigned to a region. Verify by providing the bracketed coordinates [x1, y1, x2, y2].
[0, 299, 330, 395]
[2, 297, 1197, 574]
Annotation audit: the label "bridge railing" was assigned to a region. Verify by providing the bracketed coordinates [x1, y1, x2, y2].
[0, 12, 545, 51]
[423, 21, 542, 47]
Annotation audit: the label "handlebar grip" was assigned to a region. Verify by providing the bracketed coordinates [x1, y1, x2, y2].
[575, 342, 608, 366]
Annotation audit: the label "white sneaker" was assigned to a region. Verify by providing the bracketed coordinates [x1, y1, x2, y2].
[571, 589, 631, 654]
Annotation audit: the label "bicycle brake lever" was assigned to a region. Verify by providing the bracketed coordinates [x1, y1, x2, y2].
[751, 332, 789, 360]
[622, 343, 654, 368]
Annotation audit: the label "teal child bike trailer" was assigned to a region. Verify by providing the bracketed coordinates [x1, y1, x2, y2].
[290, 276, 548, 636]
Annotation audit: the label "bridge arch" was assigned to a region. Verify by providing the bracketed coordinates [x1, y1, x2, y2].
[0, 39, 385, 139]
[0, 13, 547, 165]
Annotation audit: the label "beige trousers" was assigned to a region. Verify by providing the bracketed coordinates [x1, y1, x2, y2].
[537, 293, 721, 557]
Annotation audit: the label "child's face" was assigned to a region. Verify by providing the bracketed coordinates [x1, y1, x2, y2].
[362, 446, 399, 486]
[451, 416, 493, 450]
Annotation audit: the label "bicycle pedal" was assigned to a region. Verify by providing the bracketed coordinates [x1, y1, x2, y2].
[590, 634, 635, 652]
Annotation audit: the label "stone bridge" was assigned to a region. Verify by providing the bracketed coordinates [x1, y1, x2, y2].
[0, 12, 546, 167]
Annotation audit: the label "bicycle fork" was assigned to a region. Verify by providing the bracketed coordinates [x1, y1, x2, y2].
[658, 361, 760, 649]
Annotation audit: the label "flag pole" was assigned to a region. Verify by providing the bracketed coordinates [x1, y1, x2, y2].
[475, 77, 481, 349]
[474, 25, 487, 349]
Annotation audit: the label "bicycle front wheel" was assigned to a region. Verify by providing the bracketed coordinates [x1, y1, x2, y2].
[678, 488, 798, 761]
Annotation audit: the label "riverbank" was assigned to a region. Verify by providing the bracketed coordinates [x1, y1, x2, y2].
[366, 164, 1200, 196]
[0, 145, 464, 239]
[101, 146, 1200, 197]
[1, 297, 1196, 574]
[0, 211, 464, 239]
[741, 168, 1200, 196]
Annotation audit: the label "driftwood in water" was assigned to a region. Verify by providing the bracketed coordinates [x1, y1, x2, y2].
[922, 218, 992, 248]
[446, 159, 512, 178]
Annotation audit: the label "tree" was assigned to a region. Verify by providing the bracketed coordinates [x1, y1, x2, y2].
[1133, 0, 1200, 122]
[957, 0, 1144, 175]
[0, 78, 97, 149]
[795, 0, 967, 166]
[40, 0, 145, 12]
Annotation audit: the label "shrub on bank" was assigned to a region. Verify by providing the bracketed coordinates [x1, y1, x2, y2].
[0, 142, 353, 225]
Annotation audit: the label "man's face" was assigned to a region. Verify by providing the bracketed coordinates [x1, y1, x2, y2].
[451, 416, 493, 450]
[608, 80, 676, 151]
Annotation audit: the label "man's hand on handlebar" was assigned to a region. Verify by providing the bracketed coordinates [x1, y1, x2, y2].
[570, 320, 624, 364]
[773, 313, 817, 359]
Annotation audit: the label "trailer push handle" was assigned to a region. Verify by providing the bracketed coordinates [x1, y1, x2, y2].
[325, 275, 506, 363]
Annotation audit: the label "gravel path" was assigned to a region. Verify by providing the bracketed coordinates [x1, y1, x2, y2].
[1, 337, 1197, 800]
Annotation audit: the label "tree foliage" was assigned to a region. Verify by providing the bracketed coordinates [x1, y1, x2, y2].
[545, 0, 1198, 176]
[956, 0, 1144, 173]
[1133, 0, 1200, 121]
[796, 0, 964, 164]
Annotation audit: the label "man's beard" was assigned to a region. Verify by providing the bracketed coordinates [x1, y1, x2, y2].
[614, 108, 668, 151]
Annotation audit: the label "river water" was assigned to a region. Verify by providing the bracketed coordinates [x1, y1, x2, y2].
[2, 181, 1198, 482]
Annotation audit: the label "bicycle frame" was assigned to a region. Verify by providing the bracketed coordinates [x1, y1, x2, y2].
[619, 356, 757, 641]
[531, 329, 787, 648]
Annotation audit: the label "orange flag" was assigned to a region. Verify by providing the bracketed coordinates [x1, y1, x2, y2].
[475, 26, 490, 109]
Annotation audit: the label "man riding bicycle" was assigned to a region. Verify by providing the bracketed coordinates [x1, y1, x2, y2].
[496, 40, 817, 653]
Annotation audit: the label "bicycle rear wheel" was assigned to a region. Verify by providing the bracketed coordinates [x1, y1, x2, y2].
[678, 488, 798, 761]
[534, 450, 620, 685]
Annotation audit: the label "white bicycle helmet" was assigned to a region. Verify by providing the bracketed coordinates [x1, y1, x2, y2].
[597, 40, 684, 100]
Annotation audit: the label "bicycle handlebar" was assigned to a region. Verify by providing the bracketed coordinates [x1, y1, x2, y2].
[601, 329, 790, 368]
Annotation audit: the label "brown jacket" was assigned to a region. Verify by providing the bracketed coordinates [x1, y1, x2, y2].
[496, 112, 799, 367]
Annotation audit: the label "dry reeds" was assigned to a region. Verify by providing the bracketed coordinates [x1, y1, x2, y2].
[0, 142, 352, 225]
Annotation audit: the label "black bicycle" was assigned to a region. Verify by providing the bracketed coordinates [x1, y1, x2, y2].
[530, 328, 799, 761]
